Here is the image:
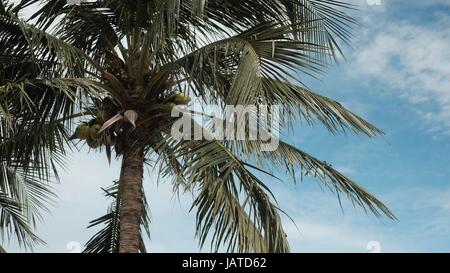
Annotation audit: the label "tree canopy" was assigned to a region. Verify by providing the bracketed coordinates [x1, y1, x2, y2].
[0, 0, 395, 253]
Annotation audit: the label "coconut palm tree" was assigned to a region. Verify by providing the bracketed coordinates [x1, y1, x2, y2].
[0, 0, 395, 253]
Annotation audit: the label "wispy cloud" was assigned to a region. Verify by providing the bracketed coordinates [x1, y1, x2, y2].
[351, 12, 450, 135]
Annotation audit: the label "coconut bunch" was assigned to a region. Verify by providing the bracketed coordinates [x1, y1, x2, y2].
[69, 91, 190, 158]
[70, 122, 104, 148]
[70, 119, 118, 149]
[149, 92, 191, 113]
[170, 92, 191, 105]
[70, 98, 119, 150]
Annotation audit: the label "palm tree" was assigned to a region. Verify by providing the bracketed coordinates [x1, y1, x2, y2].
[0, 0, 395, 253]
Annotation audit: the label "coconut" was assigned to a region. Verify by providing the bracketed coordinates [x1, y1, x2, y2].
[75, 123, 91, 140]
[86, 138, 100, 149]
[161, 102, 177, 111]
[173, 93, 191, 104]
[89, 124, 102, 140]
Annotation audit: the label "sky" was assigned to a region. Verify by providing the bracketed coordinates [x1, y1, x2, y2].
[5, 0, 450, 253]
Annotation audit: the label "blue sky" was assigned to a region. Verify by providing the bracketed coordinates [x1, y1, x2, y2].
[6, 0, 450, 252]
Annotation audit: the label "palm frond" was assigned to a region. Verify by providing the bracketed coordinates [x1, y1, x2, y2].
[173, 114, 392, 220]
[260, 78, 383, 136]
[260, 141, 395, 219]
[83, 179, 150, 253]
[156, 123, 290, 252]
[0, 182, 45, 250]
[0, 120, 62, 249]
[154, 22, 325, 102]
[0, 5, 102, 77]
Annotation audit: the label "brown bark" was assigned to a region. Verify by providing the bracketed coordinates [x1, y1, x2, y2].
[118, 136, 144, 253]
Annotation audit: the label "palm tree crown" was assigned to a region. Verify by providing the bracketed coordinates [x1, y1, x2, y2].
[0, 0, 395, 253]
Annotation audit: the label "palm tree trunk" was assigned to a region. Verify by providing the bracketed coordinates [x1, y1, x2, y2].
[118, 140, 144, 253]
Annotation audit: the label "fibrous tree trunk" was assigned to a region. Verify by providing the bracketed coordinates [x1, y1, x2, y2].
[118, 133, 145, 253]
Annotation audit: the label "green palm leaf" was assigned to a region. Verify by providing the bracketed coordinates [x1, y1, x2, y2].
[83, 179, 150, 253]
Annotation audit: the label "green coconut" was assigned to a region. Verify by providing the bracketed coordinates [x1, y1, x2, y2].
[86, 138, 100, 149]
[161, 102, 177, 111]
[89, 124, 102, 140]
[173, 93, 191, 105]
[73, 123, 90, 140]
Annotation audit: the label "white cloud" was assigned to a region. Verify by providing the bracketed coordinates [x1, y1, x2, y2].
[351, 14, 450, 135]
[277, 183, 450, 253]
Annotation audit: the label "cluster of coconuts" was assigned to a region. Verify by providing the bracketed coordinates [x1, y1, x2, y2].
[158, 92, 191, 111]
[70, 97, 119, 149]
[71, 122, 108, 149]
[70, 93, 190, 149]
[73, 120, 118, 149]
